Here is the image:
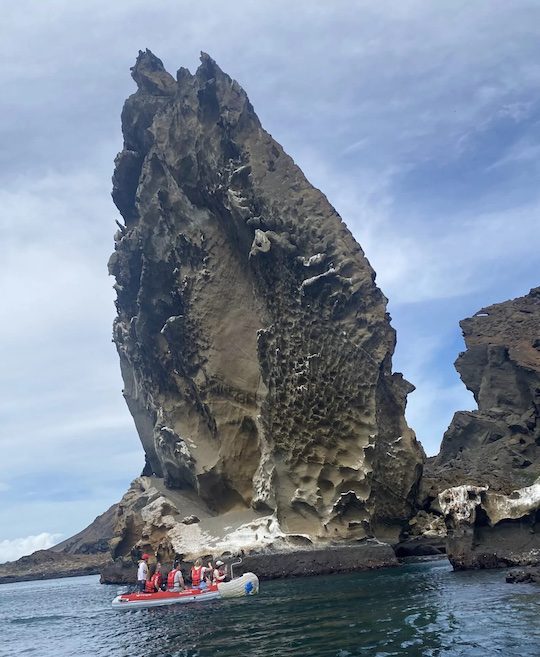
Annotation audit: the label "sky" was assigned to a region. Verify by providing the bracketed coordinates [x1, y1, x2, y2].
[1, 0, 539, 562]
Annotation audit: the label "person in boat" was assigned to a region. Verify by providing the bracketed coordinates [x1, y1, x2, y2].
[153, 562, 164, 590]
[200, 563, 215, 589]
[167, 562, 185, 592]
[145, 563, 163, 593]
[213, 560, 227, 584]
[137, 553, 150, 592]
[190, 558, 209, 589]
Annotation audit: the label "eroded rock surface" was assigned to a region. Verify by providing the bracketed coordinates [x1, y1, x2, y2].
[439, 481, 540, 569]
[108, 50, 423, 561]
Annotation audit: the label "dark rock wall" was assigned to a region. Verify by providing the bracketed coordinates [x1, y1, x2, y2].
[109, 50, 423, 547]
[423, 287, 540, 502]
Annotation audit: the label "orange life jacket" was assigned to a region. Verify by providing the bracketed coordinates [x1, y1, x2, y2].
[191, 565, 203, 586]
[145, 572, 162, 592]
[167, 568, 177, 590]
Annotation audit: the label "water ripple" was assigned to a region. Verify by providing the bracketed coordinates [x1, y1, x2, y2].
[1, 561, 540, 656]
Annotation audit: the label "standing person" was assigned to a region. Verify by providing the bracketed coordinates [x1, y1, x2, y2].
[213, 560, 227, 584]
[137, 553, 150, 592]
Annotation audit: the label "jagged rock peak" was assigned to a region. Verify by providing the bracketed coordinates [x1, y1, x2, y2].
[109, 52, 424, 560]
[198, 51, 221, 75]
[458, 286, 540, 401]
[130, 49, 176, 95]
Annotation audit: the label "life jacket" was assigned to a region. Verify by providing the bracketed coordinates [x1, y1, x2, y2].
[167, 569, 177, 590]
[145, 572, 162, 593]
[191, 565, 203, 586]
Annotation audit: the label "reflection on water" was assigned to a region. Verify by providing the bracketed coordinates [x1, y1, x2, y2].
[2, 559, 539, 656]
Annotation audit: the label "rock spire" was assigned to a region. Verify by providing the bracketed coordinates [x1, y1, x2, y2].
[108, 50, 423, 559]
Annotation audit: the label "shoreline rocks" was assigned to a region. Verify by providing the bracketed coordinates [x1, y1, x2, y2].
[438, 481, 540, 570]
[506, 566, 540, 584]
[0, 551, 109, 585]
[100, 541, 398, 585]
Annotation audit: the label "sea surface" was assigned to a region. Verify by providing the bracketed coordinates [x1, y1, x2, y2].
[2, 559, 539, 657]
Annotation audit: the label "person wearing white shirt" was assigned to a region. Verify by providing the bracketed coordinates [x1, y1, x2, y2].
[213, 560, 227, 584]
[137, 554, 150, 592]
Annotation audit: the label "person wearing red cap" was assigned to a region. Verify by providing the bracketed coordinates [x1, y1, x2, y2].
[137, 553, 150, 592]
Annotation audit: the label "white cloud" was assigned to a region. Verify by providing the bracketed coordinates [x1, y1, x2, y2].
[0, 532, 62, 564]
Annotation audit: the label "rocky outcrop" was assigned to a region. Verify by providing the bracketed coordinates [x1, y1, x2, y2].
[101, 535, 398, 584]
[439, 480, 540, 569]
[414, 288, 540, 569]
[107, 50, 423, 563]
[423, 287, 540, 501]
[0, 550, 109, 585]
[506, 566, 540, 583]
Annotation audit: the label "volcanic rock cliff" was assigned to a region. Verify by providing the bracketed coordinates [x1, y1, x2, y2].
[107, 50, 423, 562]
[419, 288, 540, 569]
[423, 287, 540, 500]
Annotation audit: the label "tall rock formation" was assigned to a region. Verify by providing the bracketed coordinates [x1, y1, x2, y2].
[423, 287, 540, 500]
[420, 287, 540, 569]
[108, 50, 423, 561]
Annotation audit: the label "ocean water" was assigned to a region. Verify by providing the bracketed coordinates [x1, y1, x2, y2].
[2, 559, 539, 657]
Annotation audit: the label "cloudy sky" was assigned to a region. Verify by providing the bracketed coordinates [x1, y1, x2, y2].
[1, 0, 539, 562]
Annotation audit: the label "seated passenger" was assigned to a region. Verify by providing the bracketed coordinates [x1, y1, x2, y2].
[167, 562, 185, 591]
[153, 563, 163, 591]
[173, 566, 185, 591]
[144, 565, 156, 593]
[205, 561, 214, 585]
[166, 563, 177, 591]
[190, 558, 208, 588]
[213, 560, 227, 584]
[145, 563, 163, 592]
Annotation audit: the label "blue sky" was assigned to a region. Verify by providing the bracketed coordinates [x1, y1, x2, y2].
[1, 0, 539, 561]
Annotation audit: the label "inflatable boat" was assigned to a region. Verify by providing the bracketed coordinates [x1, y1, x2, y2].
[112, 572, 259, 610]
